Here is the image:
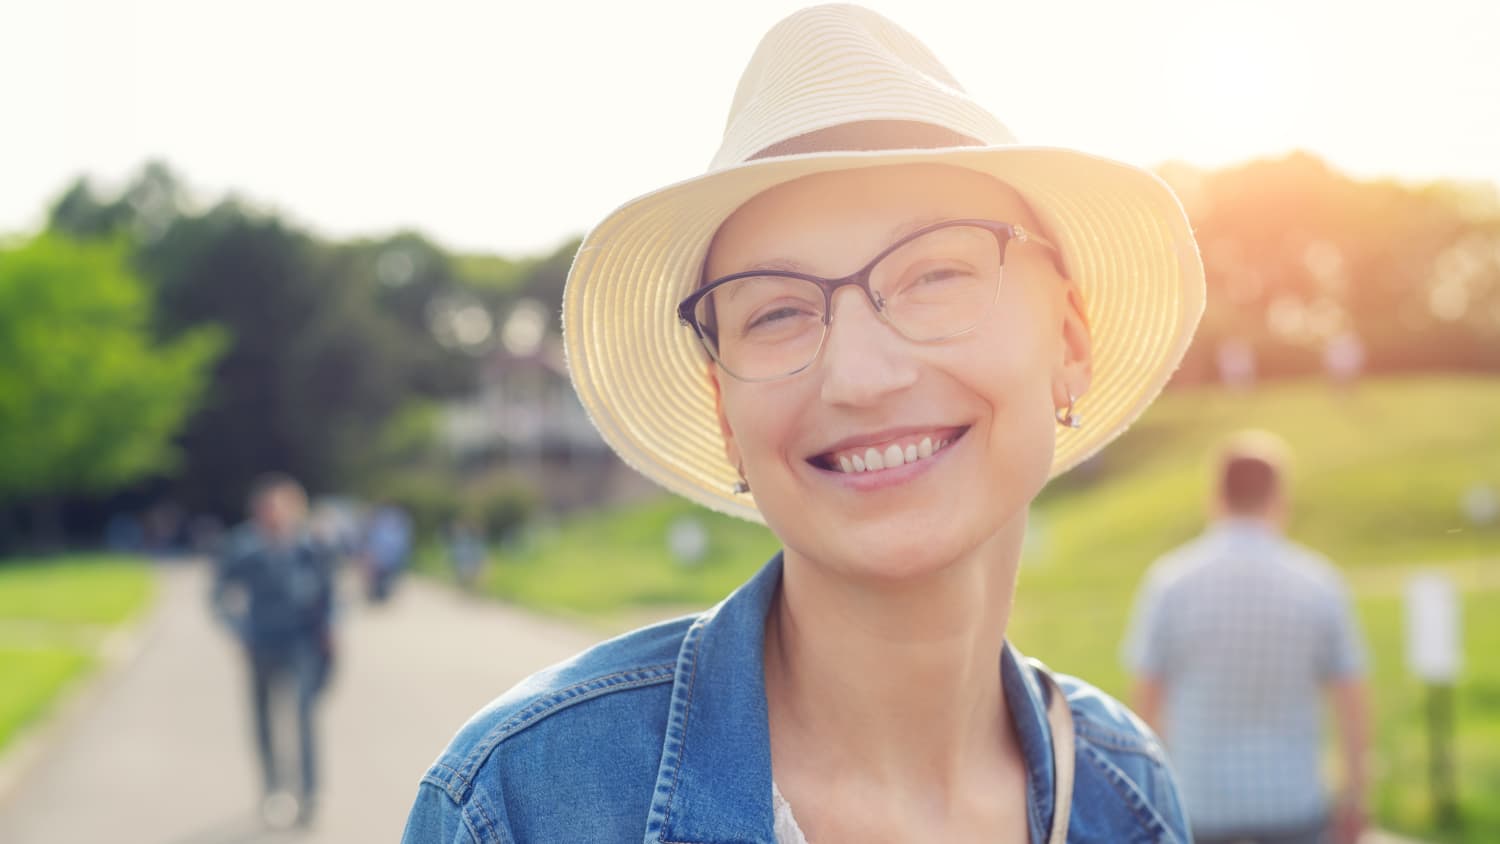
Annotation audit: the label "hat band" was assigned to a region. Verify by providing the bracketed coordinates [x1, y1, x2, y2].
[747, 120, 983, 161]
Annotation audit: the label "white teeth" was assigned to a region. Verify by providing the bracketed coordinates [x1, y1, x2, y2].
[884, 444, 904, 468]
[827, 433, 960, 475]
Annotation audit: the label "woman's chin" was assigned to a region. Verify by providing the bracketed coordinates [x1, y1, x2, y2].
[794, 531, 975, 584]
[773, 499, 1029, 588]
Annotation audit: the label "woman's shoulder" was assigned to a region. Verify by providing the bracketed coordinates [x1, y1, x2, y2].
[408, 613, 697, 840]
[1052, 671, 1167, 761]
[1047, 669, 1190, 843]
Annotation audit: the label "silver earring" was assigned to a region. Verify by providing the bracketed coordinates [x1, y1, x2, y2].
[731, 465, 751, 495]
[1055, 392, 1082, 429]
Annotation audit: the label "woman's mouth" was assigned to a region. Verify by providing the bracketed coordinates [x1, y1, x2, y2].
[810, 427, 969, 474]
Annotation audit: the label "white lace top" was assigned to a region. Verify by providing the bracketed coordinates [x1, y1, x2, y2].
[771, 782, 810, 844]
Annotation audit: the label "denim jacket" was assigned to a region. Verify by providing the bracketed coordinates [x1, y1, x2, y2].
[404, 555, 1189, 843]
[211, 524, 335, 650]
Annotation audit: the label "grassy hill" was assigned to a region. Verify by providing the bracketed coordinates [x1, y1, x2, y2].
[433, 375, 1500, 842]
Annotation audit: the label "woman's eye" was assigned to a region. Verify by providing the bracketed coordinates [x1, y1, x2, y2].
[916, 268, 966, 285]
[746, 305, 814, 331]
[900, 265, 975, 292]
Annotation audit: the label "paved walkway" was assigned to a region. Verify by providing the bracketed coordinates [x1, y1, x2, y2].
[0, 561, 601, 844]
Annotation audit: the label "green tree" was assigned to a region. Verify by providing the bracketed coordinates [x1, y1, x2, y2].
[134, 204, 468, 516]
[0, 234, 222, 542]
[48, 165, 484, 518]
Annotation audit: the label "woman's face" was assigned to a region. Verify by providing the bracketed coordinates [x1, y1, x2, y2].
[705, 163, 1091, 580]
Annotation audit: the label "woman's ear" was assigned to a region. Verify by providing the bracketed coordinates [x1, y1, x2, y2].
[1054, 282, 1094, 406]
[708, 365, 742, 472]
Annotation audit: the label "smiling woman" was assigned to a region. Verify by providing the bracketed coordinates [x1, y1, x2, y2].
[403, 5, 1203, 843]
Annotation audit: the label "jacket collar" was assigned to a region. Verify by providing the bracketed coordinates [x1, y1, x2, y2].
[645, 553, 1055, 844]
[1003, 640, 1058, 844]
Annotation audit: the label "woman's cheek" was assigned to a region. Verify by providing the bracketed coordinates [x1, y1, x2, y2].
[722, 386, 791, 481]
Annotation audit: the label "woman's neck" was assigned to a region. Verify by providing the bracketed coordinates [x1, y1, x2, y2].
[763, 518, 1026, 795]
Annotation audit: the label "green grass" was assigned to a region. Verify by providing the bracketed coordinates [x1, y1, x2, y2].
[0, 555, 154, 755]
[0, 646, 92, 751]
[439, 375, 1500, 841]
[1357, 589, 1500, 843]
[0, 555, 156, 625]
[418, 496, 779, 626]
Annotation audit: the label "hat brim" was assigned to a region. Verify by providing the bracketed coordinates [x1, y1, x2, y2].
[562, 146, 1205, 523]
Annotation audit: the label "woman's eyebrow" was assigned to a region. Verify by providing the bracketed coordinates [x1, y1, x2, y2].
[742, 257, 809, 273]
[885, 214, 950, 243]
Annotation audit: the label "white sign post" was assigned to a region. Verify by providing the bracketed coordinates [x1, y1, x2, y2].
[1406, 573, 1461, 682]
[1405, 572, 1461, 826]
[667, 517, 708, 567]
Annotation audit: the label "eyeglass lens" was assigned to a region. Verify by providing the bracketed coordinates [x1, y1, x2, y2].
[695, 223, 1007, 380]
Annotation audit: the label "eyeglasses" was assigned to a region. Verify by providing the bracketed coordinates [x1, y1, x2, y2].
[677, 219, 1057, 382]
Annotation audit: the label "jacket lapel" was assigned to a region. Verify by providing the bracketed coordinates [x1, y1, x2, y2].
[646, 555, 784, 844]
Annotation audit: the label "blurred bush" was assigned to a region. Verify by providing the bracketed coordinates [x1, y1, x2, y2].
[372, 471, 536, 544]
[373, 473, 463, 541]
[470, 478, 537, 544]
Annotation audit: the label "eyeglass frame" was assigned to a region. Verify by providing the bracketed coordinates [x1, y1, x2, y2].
[676, 218, 1060, 382]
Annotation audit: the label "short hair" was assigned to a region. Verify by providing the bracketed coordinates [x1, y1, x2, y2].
[1217, 431, 1290, 514]
[247, 472, 306, 514]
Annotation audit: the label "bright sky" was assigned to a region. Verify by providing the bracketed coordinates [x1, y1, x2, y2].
[4, 0, 1498, 255]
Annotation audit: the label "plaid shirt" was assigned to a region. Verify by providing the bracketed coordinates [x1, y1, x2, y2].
[1123, 519, 1366, 835]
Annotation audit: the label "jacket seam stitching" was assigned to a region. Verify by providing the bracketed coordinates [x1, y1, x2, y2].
[658, 619, 707, 844]
[1081, 742, 1171, 839]
[1073, 717, 1163, 760]
[463, 795, 504, 844]
[425, 759, 462, 786]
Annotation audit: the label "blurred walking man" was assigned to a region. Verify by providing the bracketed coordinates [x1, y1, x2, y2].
[362, 501, 412, 603]
[212, 474, 336, 829]
[1124, 432, 1370, 844]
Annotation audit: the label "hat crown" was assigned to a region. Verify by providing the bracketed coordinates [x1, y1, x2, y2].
[710, 4, 1017, 170]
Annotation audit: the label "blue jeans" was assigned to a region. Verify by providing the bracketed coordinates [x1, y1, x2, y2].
[248, 637, 328, 800]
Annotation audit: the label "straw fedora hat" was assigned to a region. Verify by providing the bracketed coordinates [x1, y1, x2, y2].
[562, 3, 1204, 523]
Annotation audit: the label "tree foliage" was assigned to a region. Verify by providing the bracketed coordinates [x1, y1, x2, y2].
[1165, 153, 1500, 381]
[0, 234, 222, 503]
[46, 165, 482, 517]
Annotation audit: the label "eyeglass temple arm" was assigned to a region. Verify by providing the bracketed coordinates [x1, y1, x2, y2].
[1011, 224, 1058, 255]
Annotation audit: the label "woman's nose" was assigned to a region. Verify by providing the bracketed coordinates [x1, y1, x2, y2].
[817, 286, 919, 406]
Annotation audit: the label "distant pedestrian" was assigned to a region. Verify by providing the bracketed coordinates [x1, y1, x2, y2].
[1124, 432, 1370, 844]
[103, 512, 144, 552]
[1216, 336, 1257, 390]
[445, 517, 487, 591]
[362, 502, 412, 603]
[211, 473, 336, 829]
[1322, 331, 1365, 390]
